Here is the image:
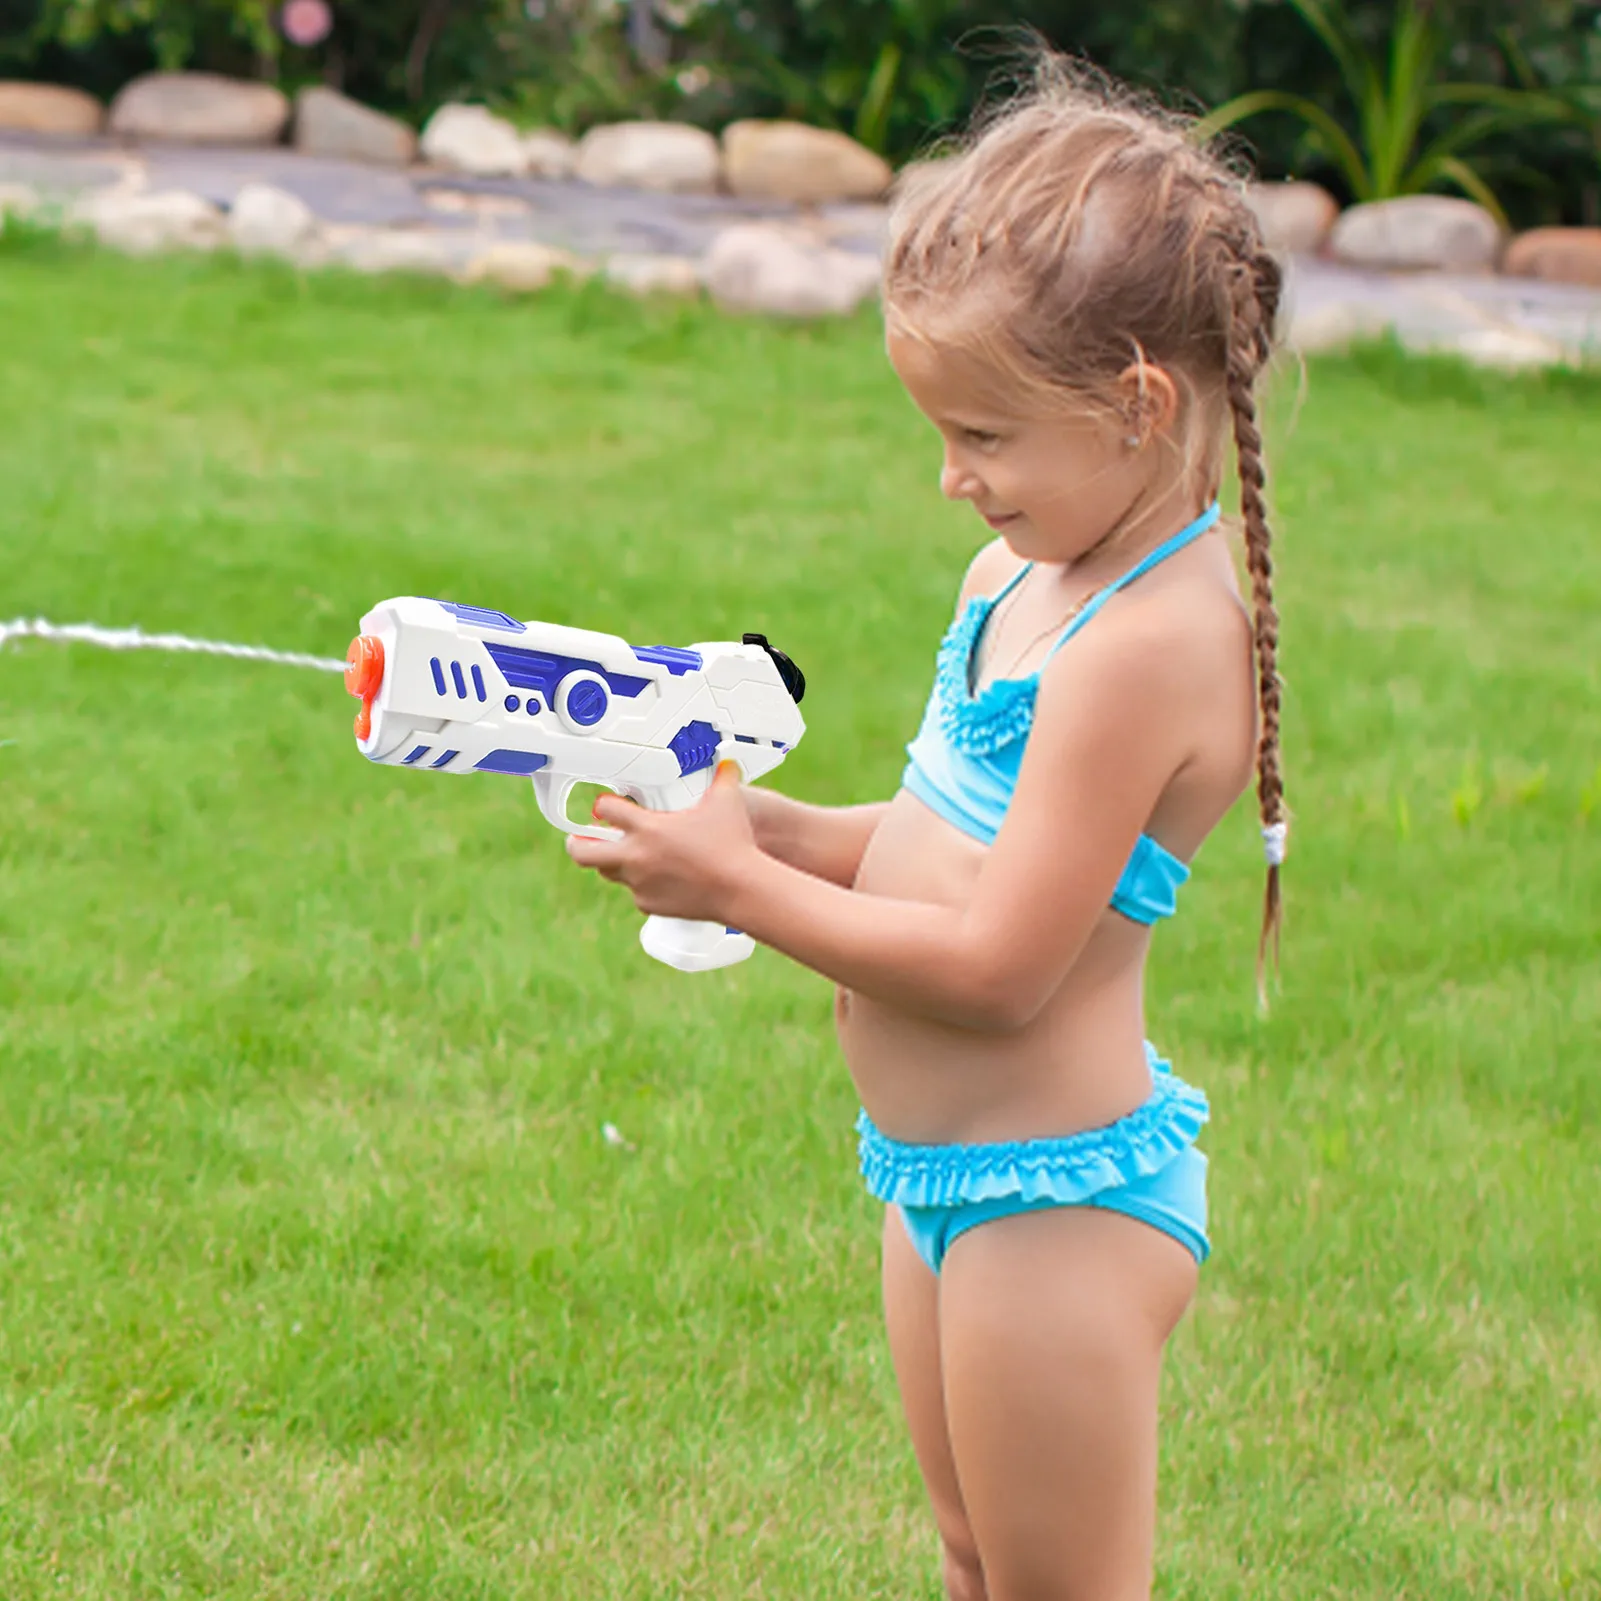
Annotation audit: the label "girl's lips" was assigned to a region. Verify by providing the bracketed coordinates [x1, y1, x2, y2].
[982, 511, 1021, 529]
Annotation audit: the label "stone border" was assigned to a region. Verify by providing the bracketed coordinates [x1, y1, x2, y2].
[4, 118, 1601, 363]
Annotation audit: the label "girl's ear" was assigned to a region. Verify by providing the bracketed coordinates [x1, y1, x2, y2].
[1113, 360, 1180, 443]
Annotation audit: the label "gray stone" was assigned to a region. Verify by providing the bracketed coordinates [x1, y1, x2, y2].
[293, 87, 416, 168]
[521, 129, 577, 180]
[1329, 196, 1503, 273]
[462, 241, 591, 292]
[1246, 180, 1338, 256]
[0, 181, 40, 221]
[722, 120, 891, 205]
[71, 187, 227, 254]
[1283, 300, 1392, 353]
[420, 104, 526, 177]
[0, 82, 104, 138]
[1503, 227, 1601, 289]
[704, 222, 880, 318]
[603, 253, 702, 297]
[576, 121, 720, 195]
[324, 225, 469, 277]
[1445, 326, 1571, 370]
[108, 72, 290, 147]
[228, 181, 318, 258]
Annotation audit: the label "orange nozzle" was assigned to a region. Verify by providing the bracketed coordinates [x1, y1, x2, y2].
[346, 633, 384, 742]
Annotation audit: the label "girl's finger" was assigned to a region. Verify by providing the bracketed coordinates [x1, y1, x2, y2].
[566, 834, 624, 868]
[591, 791, 641, 828]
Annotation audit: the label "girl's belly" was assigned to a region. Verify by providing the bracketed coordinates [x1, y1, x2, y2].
[837, 789, 1157, 1144]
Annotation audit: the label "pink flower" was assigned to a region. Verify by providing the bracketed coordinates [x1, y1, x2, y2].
[281, 0, 333, 48]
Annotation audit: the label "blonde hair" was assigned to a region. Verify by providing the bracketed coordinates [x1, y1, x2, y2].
[884, 52, 1288, 975]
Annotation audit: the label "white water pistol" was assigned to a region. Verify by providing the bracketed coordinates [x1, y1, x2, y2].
[344, 596, 806, 972]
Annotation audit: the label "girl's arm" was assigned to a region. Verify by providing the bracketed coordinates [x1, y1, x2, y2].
[570, 594, 1226, 1032]
[742, 788, 888, 889]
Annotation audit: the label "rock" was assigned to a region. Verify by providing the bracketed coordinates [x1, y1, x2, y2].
[815, 201, 891, 252]
[327, 227, 463, 276]
[704, 223, 881, 318]
[293, 86, 416, 167]
[603, 253, 702, 297]
[575, 121, 720, 195]
[72, 188, 226, 254]
[1283, 300, 1393, 354]
[0, 82, 104, 137]
[419, 104, 527, 177]
[462, 240, 589, 293]
[1502, 227, 1601, 289]
[1329, 196, 1503, 273]
[521, 128, 577, 180]
[0, 182, 41, 222]
[721, 119, 892, 204]
[1246, 180, 1338, 256]
[1445, 326, 1570, 370]
[228, 182, 318, 259]
[108, 72, 290, 147]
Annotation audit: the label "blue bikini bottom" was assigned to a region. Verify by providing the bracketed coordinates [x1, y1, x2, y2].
[856, 1045, 1211, 1275]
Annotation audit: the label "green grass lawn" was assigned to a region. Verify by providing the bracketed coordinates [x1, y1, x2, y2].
[1, 231, 1597, 1600]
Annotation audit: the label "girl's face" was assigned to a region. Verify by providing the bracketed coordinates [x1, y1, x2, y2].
[886, 325, 1165, 565]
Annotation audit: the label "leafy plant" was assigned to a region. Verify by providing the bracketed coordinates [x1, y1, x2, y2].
[674, 0, 973, 156]
[1194, 0, 1586, 222]
[27, 0, 278, 74]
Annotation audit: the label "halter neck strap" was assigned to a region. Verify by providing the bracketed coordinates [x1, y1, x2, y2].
[1044, 502, 1221, 660]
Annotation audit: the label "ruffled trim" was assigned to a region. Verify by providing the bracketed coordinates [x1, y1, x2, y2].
[934, 600, 1038, 756]
[855, 1050, 1209, 1208]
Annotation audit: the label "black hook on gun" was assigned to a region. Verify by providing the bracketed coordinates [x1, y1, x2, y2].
[743, 633, 805, 704]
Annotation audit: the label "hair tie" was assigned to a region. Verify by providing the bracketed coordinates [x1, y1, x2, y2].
[1262, 820, 1288, 868]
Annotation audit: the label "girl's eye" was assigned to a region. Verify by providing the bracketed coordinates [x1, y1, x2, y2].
[962, 428, 1000, 448]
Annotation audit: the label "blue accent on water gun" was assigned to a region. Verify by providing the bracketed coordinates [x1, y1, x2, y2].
[403, 745, 430, 764]
[430, 658, 446, 695]
[432, 602, 527, 633]
[471, 665, 486, 702]
[632, 644, 703, 675]
[484, 642, 650, 701]
[566, 680, 609, 727]
[475, 749, 550, 775]
[431, 750, 459, 768]
[668, 720, 721, 777]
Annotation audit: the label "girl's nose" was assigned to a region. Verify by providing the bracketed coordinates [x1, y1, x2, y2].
[940, 453, 979, 502]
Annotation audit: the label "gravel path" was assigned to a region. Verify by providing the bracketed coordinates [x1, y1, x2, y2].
[5, 130, 1599, 358]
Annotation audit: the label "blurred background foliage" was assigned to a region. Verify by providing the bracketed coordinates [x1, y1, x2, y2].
[0, 0, 1597, 224]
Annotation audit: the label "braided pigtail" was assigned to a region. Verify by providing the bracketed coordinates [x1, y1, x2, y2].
[1224, 243, 1287, 1002]
[882, 54, 1294, 996]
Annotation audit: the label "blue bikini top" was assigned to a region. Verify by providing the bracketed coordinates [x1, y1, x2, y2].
[901, 503, 1221, 924]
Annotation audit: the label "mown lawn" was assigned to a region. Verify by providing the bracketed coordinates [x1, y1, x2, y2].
[1, 231, 1596, 1600]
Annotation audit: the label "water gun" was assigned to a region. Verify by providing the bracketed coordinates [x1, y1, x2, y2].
[344, 597, 806, 972]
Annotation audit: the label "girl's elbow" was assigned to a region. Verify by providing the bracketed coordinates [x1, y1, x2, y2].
[955, 955, 1050, 1034]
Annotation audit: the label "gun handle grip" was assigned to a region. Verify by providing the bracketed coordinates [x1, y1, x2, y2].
[639, 917, 755, 973]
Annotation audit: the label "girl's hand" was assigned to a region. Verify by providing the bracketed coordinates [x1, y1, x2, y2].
[564, 760, 757, 923]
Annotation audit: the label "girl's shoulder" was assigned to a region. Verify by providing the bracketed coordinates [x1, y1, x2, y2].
[955, 537, 1027, 610]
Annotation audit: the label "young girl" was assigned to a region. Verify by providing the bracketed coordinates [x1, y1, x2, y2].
[568, 55, 1286, 1601]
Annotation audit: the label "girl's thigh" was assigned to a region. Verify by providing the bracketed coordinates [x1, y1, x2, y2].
[939, 1206, 1198, 1601]
[881, 1206, 986, 1599]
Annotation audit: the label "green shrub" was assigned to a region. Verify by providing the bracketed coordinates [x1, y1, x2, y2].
[2, 0, 1597, 224]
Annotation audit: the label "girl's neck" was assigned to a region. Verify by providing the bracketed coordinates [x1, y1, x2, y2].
[1054, 477, 1211, 591]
